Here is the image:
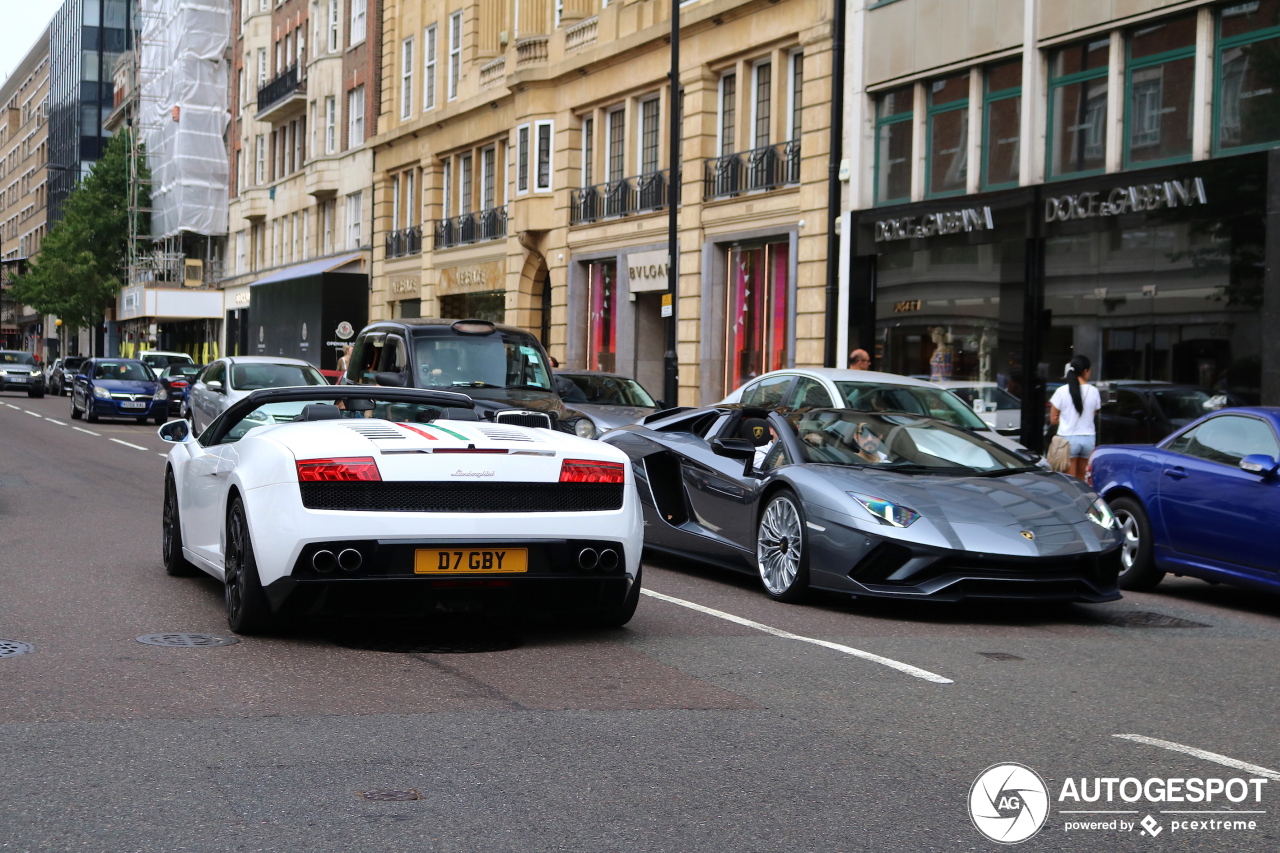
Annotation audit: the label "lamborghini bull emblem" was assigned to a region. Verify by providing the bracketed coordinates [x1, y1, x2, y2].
[752, 425, 766, 441]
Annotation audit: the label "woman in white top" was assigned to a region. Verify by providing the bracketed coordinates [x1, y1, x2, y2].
[1049, 354, 1101, 480]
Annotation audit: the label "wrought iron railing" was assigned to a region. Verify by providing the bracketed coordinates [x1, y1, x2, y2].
[571, 170, 673, 225]
[434, 206, 507, 249]
[385, 225, 422, 258]
[703, 141, 800, 200]
[257, 65, 303, 113]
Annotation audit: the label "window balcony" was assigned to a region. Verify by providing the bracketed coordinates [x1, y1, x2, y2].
[703, 141, 800, 200]
[571, 170, 673, 225]
[385, 225, 422, 259]
[256, 65, 306, 122]
[434, 206, 507, 249]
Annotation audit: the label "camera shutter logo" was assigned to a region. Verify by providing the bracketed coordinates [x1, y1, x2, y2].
[969, 763, 1049, 844]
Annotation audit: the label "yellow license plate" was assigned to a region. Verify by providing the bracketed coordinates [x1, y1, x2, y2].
[414, 548, 528, 574]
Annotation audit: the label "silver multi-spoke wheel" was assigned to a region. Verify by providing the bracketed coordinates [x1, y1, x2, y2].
[758, 495, 804, 598]
[1108, 496, 1164, 591]
[1116, 508, 1141, 574]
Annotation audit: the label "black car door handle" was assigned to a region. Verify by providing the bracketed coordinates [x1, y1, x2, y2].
[1163, 466, 1188, 480]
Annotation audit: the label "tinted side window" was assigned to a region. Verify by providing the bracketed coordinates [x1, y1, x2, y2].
[381, 336, 409, 377]
[351, 334, 383, 384]
[1173, 415, 1280, 465]
[742, 375, 793, 406]
[790, 377, 834, 409]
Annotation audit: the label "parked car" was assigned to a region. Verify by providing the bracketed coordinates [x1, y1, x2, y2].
[1089, 407, 1280, 594]
[0, 350, 45, 397]
[46, 356, 87, 396]
[554, 371, 661, 438]
[184, 356, 328, 434]
[157, 363, 203, 416]
[138, 351, 196, 372]
[159, 385, 642, 633]
[603, 404, 1120, 603]
[934, 381, 1023, 436]
[341, 318, 594, 437]
[721, 368, 1035, 459]
[1097, 381, 1241, 446]
[70, 358, 167, 423]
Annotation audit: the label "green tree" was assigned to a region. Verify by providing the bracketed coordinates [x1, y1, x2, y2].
[9, 129, 147, 332]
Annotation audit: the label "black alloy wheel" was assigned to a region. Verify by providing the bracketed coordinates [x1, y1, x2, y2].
[1110, 496, 1165, 591]
[162, 473, 197, 576]
[224, 497, 273, 634]
[756, 488, 811, 602]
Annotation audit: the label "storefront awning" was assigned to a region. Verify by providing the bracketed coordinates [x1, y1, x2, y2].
[250, 252, 365, 286]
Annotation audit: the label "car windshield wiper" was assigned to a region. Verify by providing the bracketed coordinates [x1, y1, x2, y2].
[505, 383, 552, 392]
[450, 381, 503, 388]
[971, 465, 1042, 477]
[876, 462, 976, 475]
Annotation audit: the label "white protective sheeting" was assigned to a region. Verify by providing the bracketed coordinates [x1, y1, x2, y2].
[140, 0, 231, 238]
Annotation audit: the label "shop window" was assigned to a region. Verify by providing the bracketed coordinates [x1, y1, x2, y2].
[1047, 39, 1109, 179]
[982, 60, 1020, 189]
[588, 261, 618, 372]
[874, 85, 913, 204]
[725, 242, 790, 394]
[1216, 0, 1280, 153]
[927, 72, 969, 197]
[1126, 14, 1196, 166]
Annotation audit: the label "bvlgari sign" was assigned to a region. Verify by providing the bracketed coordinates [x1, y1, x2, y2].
[1044, 177, 1207, 222]
[875, 206, 995, 242]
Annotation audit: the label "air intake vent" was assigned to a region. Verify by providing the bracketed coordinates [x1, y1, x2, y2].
[344, 423, 406, 440]
[496, 411, 553, 430]
[475, 426, 534, 442]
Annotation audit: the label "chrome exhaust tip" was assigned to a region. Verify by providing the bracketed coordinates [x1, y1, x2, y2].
[338, 549, 363, 572]
[577, 548, 599, 570]
[599, 548, 619, 571]
[312, 550, 337, 573]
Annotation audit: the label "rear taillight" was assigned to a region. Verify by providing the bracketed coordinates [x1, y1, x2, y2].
[559, 459, 625, 483]
[171, 380, 188, 387]
[296, 457, 381, 482]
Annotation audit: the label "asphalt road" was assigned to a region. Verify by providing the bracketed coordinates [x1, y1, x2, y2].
[2, 388, 1279, 852]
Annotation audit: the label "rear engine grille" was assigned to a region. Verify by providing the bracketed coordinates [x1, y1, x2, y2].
[475, 426, 535, 442]
[300, 481, 625, 513]
[345, 423, 406, 439]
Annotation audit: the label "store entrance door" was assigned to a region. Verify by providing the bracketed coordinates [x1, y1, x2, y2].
[633, 291, 664, 398]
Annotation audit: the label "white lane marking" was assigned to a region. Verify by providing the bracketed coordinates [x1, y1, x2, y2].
[109, 438, 148, 451]
[44, 417, 67, 425]
[640, 588, 954, 684]
[72, 426, 100, 436]
[1114, 734, 1280, 781]
[4, 403, 20, 409]
[25, 410, 41, 417]
[157, 453, 167, 458]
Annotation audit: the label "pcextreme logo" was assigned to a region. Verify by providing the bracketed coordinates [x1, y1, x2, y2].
[969, 763, 1051, 844]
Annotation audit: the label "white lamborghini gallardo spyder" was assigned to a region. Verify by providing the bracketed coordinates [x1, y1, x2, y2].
[159, 386, 643, 633]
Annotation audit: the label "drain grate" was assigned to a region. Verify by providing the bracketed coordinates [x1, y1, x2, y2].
[357, 789, 421, 802]
[334, 631, 522, 654]
[1093, 610, 1209, 629]
[0, 639, 34, 658]
[978, 652, 1024, 661]
[136, 632, 241, 647]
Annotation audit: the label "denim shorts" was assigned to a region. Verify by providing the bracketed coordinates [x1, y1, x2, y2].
[1064, 435, 1096, 458]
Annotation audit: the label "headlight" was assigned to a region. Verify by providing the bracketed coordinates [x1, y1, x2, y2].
[573, 418, 597, 439]
[92, 386, 110, 399]
[154, 387, 168, 401]
[847, 492, 921, 528]
[1086, 497, 1115, 529]
[29, 368, 42, 377]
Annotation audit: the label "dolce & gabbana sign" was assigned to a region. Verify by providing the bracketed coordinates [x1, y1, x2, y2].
[875, 206, 995, 242]
[1044, 176, 1207, 223]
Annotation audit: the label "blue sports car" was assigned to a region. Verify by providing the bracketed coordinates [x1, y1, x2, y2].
[1089, 408, 1280, 593]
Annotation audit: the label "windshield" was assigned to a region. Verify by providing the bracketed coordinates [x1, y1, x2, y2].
[229, 363, 328, 391]
[143, 354, 194, 369]
[786, 410, 1028, 472]
[945, 385, 1021, 413]
[834, 381, 991, 431]
[560, 374, 656, 407]
[1, 352, 36, 366]
[64, 357, 86, 370]
[412, 332, 553, 391]
[1150, 389, 1218, 421]
[93, 361, 155, 381]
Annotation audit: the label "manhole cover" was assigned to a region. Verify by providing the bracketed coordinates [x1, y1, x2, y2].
[978, 652, 1024, 661]
[334, 632, 522, 654]
[0, 639, 34, 658]
[357, 789, 421, 802]
[136, 632, 241, 647]
[1093, 611, 1209, 629]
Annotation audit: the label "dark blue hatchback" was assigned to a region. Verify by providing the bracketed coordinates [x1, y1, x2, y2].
[1089, 408, 1280, 594]
[69, 358, 169, 424]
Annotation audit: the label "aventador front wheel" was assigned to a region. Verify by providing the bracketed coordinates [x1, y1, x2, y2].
[757, 489, 811, 603]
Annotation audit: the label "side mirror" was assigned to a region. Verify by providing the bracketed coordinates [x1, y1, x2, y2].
[158, 419, 192, 443]
[375, 371, 406, 387]
[206, 380, 223, 393]
[711, 437, 757, 461]
[1240, 454, 1279, 477]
